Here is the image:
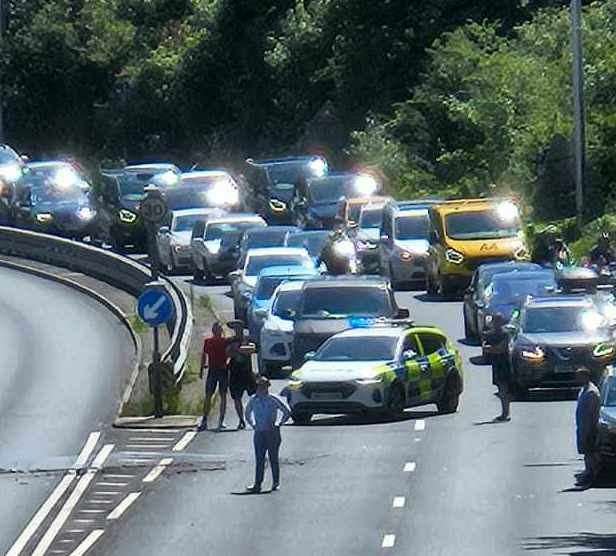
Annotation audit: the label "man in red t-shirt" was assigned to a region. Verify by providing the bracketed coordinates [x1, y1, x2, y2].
[198, 322, 229, 431]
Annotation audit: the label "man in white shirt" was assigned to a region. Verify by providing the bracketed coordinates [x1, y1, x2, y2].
[245, 376, 291, 493]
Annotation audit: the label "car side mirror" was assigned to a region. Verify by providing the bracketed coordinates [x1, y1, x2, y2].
[159, 226, 170, 234]
[402, 349, 417, 361]
[396, 308, 410, 319]
[228, 269, 242, 280]
[304, 351, 316, 362]
[503, 323, 517, 334]
[255, 308, 267, 318]
[380, 234, 388, 242]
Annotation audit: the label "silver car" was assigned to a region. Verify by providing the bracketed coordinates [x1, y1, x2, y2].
[191, 213, 266, 283]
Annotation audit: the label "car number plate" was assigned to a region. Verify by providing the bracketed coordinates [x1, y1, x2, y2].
[312, 392, 343, 401]
[555, 364, 576, 374]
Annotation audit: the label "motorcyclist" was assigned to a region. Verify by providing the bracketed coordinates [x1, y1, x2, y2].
[590, 232, 615, 266]
[319, 220, 358, 275]
[548, 237, 572, 267]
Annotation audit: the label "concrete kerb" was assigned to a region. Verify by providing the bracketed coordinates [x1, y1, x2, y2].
[0, 257, 143, 418]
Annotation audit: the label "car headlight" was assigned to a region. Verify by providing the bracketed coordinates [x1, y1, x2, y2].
[333, 240, 355, 257]
[353, 174, 378, 196]
[77, 207, 95, 220]
[357, 240, 376, 251]
[308, 158, 327, 177]
[594, 343, 616, 358]
[514, 246, 529, 260]
[355, 376, 384, 385]
[520, 346, 545, 361]
[119, 209, 137, 223]
[207, 180, 239, 207]
[270, 199, 287, 212]
[445, 248, 464, 264]
[399, 250, 413, 261]
[173, 243, 190, 253]
[36, 213, 53, 223]
[0, 163, 22, 182]
[287, 377, 303, 390]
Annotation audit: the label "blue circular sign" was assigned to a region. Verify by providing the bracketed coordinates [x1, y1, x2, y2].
[137, 287, 174, 327]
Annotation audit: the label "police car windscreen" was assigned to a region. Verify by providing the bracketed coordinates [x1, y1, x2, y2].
[301, 287, 391, 318]
[395, 213, 429, 240]
[445, 210, 521, 240]
[316, 336, 397, 361]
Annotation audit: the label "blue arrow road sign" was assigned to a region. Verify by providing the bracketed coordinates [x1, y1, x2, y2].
[137, 287, 174, 327]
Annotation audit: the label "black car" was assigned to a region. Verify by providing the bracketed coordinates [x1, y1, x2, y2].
[505, 295, 616, 394]
[243, 155, 328, 224]
[14, 168, 104, 240]
[463, 261, 542, 341]
[598, 370, 616, 461]
[295, 173, 379, 230]
[291, 276, 410, 368]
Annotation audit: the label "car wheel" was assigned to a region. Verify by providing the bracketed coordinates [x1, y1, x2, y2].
[292, 411, 312, 425]
[389, 263, 400, 291]
[386, 383, 406, 419]
[193, 266, 204, 283]
[463, 310, 476, 341]
[437, 374, 460, 414]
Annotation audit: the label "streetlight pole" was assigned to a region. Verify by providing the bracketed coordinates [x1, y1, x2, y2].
[0, 0, 5, 143]
[571, 0, 586, 230]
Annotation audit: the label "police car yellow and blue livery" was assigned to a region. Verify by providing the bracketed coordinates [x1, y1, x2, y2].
[282, 323, 463, 424]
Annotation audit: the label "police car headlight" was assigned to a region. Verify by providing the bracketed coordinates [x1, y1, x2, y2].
[355, 376, 383, 385]
[270, 199, 287, 212]
[119, 209, 137, 223]
[594, 343, 616, 358]
[445, 248, 464, 264]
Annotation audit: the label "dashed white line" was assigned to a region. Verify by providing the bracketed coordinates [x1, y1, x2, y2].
[128, 437, 174, 442]
[6, 431, 101, 556]
[142, 457, 173, 483]
[172, 431, 196, 452]
[382, 534, 396, 548]
[403, 462, 416, 473]
[96, 482, 128, 487]
[103, 474, 134, 479]
[32, 444, 114, 556]
[392, 496, 406, 508]
[414, 419, 426, 431]
[126, 444, 171, 449]
[67, 529, 104, 556]
[107, 492, 141, 520]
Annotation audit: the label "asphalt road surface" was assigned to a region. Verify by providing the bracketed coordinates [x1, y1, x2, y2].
[87, 278, 616, 555]
[0, 267, 135, 554]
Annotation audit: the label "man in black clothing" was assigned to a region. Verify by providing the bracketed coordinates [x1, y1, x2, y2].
[590, 233, 615, 266]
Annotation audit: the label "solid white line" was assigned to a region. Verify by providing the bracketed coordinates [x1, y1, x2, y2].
[393, 496, 406, 508]
[382, 534, 396, 548]
[403, 462, 416, 472]
[67, 529, 104, 556]
[414, 419, 426, 431]
[32, 444, 114, 556]
[6, 431, 101, 556]
[142, 457, 173, 483]
[172, 431, 196, 452]
[107, 492, 141, 520]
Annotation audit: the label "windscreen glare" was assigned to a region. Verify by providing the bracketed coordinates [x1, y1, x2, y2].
[300, 286, 391, 317]
[316, 336, 398, 361]
[446, 210, 521, 240]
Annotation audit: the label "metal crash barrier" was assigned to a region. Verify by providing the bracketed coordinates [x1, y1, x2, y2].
[0, 226, 193, 382]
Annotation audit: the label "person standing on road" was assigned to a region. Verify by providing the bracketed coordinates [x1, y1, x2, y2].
[198, 322, 229, 431]
[245, 376, 291, 493]
[490, 314, 512, 422]
[575, 368, 601, 486]
[226, 320, 257, 430]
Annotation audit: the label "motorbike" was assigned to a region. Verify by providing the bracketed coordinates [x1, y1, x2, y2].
[320, 231, 360, 275]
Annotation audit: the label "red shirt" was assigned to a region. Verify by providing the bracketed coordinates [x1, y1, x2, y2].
[203, 336, 228, 370]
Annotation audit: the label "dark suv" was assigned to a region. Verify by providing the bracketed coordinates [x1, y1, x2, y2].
[292, 277, 410, 368]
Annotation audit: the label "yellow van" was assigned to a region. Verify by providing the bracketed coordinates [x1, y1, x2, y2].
[426, 198, 529, 296]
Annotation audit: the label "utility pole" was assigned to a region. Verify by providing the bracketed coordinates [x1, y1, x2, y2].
[0, 0, 5, 143]
[571, 0, 586, 230]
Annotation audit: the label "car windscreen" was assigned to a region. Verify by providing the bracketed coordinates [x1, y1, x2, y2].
[117, 175, 147, 197]
[173, 214, 210, 232]
[523, 306, 597, 334]
[31, 184, 85, 204]
[164, 187, 214, 210]
[267, 163, 307, 185]
[308, 177, 346, 203]
[245, 230, 288, 249]
[315, 336, 398, 361]
[286, 233, 329, 257]
[348, 203, 364, 223]
[603, 378, 616, 407]
[272, 289, 302, 318]
[395, 213, 429, 240]
[445, 210, 521, 240]
[300, 286, 391, 318]
[360, 208, 383, 229]
[246, 255, 313, 277]
[206, 222, 259, 241]
[487, 277, 555, 303]
[255, 276, 289, 300]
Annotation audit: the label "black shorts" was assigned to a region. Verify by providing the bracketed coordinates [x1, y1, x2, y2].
[206, 369, 229, 395]
[491, 355, 512, 387]
[229, 370, 257, 400]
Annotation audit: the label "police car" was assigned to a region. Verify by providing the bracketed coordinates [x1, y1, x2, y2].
[282, 322, 463, 424]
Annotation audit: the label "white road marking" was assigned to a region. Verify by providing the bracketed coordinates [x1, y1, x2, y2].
[393, 496, 406, 508]
[128, 437, 173, 442]
[65, 530, 85, 534]
[414, 419, 426, 431]
[92, 491, 120, 495]
[96, 482, 128, 487]
[126, 444, 171, 449]
[382, 534, 396, 548]
[67, 530, 104, 556]
[78, 510, 106, 514]
[172, 431, 196, 452]
[32, 444, 114, 556]
[107, 492, 141, 520]
[103, 474, 134, 479]
[6, 432, 101, 556]
[403, 462, 416, 472]
[142, 457, 173, 483]
[86, 500, 115, 505]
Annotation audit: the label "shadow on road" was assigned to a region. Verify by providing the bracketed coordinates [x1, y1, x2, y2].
[523, 532, 616, 554]
[469, 355, 489, 366]
[458, 338, 481, 347]
[516, 389, 579, 403]
[304, 409, 439, 427]
[414, 293, 461, 303]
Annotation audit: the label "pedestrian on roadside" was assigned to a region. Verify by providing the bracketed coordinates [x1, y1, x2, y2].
[575, 367, 601, 486]
[226, 320, 257, 430]
[490, 314, 512, 422]
[245, 376, 291, 493]
[198, 322, 229, 431]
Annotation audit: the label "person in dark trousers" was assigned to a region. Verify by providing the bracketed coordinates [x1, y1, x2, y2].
[226, 320, 257, 430]
[488, 314, 512, 421]
[576, 368, 601, 486]
[198, 322, 229, 432]
[244, 376, 291, 493]
[590, 232, 616, 266]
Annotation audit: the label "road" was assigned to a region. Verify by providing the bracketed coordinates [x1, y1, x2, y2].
[81, 276, 616, 556]
[0, 267, 135, 554]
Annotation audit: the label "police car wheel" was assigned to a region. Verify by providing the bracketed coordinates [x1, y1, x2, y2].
[437, 374, 460, 414]
[292, 411, 312, 425]
[387, 384, 406, 419]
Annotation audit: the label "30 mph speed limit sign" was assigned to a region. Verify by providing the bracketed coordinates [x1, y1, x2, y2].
[140, 193, 168, 224]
